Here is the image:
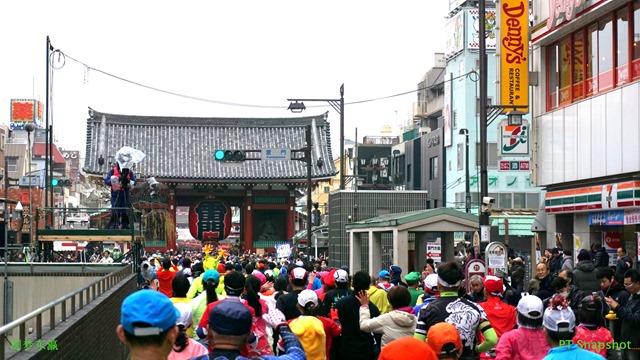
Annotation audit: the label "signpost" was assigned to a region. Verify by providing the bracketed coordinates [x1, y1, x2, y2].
[485, 241, 508, 276]
[426, 243, 442, 263]
[261, 148, 291, 161]
[464, 259, 486, 293]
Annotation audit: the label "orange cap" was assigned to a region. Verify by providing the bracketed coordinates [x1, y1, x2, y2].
[427, 322, 462, 356]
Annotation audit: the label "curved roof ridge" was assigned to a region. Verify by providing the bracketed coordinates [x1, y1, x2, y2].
[87, 107, 329, 127]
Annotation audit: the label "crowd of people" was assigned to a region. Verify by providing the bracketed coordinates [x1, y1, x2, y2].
[116, 245, 640, 360]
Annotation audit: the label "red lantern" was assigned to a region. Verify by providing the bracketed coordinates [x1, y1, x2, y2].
[189, 199, 232, 241]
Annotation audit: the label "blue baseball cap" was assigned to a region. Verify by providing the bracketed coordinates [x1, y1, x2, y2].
[209, 300, 253, 336]
[202, 270, 220, 283]
[379, 270, 391, 278]
[121, 290, 179, 336]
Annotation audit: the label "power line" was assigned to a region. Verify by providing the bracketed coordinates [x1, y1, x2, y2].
[58, 50, 476, 110]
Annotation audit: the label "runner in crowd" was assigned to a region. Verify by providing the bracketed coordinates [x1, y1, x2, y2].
[572, 295, 612, 359]
[335, 271, 381, 360]
[405, 271, 423, 307]
[476, 275, 516, 359]
[542, 294, 605, 360]
[320, 269, 352, 317]
[427, 322, 464, 359]
[116, 290, 179, 360]
[414, 273, 439, 315]
[191, 300, 306, 360]
[367, 274, 391, 314]
[414, 261, 497, 360]
[356, 285, 417, 347]
[495, 295, 550, 360]
[169, 303, 209, 360]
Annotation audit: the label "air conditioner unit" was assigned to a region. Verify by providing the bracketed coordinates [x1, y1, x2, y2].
[419, 127, 432, 134]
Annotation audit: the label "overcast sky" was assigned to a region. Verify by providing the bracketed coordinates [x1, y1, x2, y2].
[0, 1, 447, 158]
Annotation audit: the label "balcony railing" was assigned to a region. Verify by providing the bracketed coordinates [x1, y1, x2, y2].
[413, 96, 444, 118]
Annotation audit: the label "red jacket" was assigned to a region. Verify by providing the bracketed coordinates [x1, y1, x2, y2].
[156, 265, 178, 297]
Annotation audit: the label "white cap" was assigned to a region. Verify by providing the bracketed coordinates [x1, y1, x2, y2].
[334, 269, 349, 283]
[517, 295, 544, 319]
[297, 289, 319, 308]
[174, 302, 193, 327]
[423, 273, 438, 291]
[295, 260, 304, 267]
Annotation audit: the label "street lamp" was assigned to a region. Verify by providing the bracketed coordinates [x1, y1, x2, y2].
[25, 123, 35, 247]
[506, 110, 525, 126]
[459, 129, 471, 213]
[288, 84, 345, 190]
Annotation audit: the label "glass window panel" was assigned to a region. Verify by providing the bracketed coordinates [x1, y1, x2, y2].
[599, 19, 614, 90]
[513, 193, 526, 209]
[499, 193, 513, 208]
[527, 193, 541, 208]
[548, 44, 559, 109]
[587, 25, 598, 96]
[560, 37, 572, 105]
[476, 143, 498, 167]
[573, 31, 585, 100]
[633, 2, 640, 79]
[617, 9, 630, 84]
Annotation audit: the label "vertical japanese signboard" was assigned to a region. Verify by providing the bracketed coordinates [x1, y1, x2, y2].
[189, 199, 232, 241]
[499, 0, 529, 113]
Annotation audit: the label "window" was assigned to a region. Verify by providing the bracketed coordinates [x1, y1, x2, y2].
[407, 164, 412, 182]
[548, 44, 559, 109]
[499, 193, 513, 208]
[527, 193, 541, 208]
[633, 2, 640, 79]
[617, 9, 629, 85]
[547, 5, 639, 109]
[457, 143, 464, 170]
[6, 158, 17, 173]
[513, 193, 526, 209]
[475, 143, 498, 168]
[560, 37, 572, 106]
[587, 24, 598, 96]
[429, 156, 438, 180]
[599, 18, 614, 91]
[573, 30, 585, 100]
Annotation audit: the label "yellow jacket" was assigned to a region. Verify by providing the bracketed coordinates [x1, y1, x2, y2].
[367, 286, 390, 314]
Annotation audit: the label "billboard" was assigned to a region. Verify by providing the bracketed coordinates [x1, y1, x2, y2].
[469, 10, 498, 49]
[443, 72, 452, 147]
[445, 12, 464, 58]
[499, 0, 529, 112]
[10, 99, 44, 130]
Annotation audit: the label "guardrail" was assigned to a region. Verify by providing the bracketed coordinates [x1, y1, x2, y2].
[0, 265, 133, 359]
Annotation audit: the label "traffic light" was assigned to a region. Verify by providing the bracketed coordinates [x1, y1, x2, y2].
[214, 150, 246, 162]
[52, 178, 71, 187]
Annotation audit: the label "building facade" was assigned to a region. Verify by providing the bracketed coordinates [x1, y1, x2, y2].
[441, 2, 542, 219]
[532, 0, 640, 263]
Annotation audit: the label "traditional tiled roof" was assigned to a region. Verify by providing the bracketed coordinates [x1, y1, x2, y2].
[83, 108, 337, 182]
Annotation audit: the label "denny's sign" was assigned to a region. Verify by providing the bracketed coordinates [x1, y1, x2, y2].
[499, 0, 529, 113]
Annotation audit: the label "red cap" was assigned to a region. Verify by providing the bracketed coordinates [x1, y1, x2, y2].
[324, 269, 336, 288]
[483, 275, 504, 296]
[217, 263, 226, 273]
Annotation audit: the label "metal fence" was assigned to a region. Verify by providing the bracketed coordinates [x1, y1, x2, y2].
[0, 265, 133, 359]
